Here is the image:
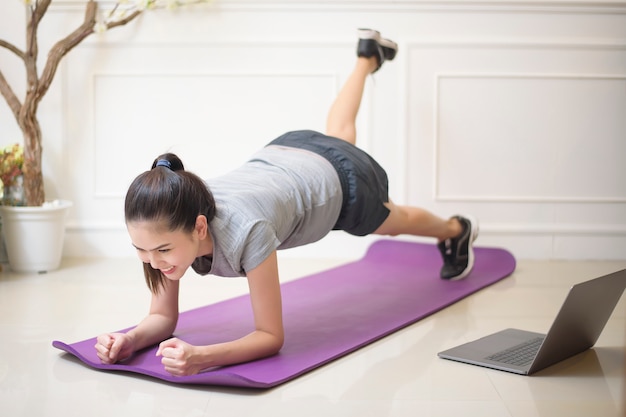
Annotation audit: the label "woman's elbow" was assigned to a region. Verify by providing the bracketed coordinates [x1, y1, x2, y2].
[265, 332, 284, 357]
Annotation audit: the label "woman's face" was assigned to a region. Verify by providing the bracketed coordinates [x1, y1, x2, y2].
[127, 220, 202, 281]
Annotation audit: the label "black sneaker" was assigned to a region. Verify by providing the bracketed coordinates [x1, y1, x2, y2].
[438, 215, 479, 281]
[356, 28, 398, 72]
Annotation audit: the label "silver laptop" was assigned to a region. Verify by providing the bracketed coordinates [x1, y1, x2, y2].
[438, 268, 626, 375]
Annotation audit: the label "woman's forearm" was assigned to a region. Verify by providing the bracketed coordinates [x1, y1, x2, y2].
[157, 328, 284, 376]
[127, 313, 178, 352]
[202, 329, 284, 367]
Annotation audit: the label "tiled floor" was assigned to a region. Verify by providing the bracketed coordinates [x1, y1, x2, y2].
[0, 242, 624, 417]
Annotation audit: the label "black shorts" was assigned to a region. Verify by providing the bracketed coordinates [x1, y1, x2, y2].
[267, 130, 390, 236]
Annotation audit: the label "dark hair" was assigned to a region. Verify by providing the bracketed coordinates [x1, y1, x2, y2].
[125, 153, 216, 293]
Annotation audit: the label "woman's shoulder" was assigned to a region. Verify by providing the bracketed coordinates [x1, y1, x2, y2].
[208, 217, 279, 277]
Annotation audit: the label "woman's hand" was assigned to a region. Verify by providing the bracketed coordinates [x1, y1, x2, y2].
[94, 332, 135, 364]
[94, 278, 180, 367]
[156, 337, 204, 376]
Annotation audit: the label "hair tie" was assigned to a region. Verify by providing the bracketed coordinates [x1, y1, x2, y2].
[155, 159, 172, 170]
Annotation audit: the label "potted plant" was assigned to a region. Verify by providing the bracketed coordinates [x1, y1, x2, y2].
[0, 142, 72, 272]
[0, 0, 209, 272]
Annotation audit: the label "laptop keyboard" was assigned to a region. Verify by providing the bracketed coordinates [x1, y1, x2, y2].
[485, 337, 544, 366]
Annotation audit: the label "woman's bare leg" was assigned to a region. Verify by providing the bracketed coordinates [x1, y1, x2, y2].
[325, 57, 377, 145]
[375, 201, 478, 280]
[373, 200, 462, 241]
[326, 57, 464, 242]
[324, 30, 477, 280]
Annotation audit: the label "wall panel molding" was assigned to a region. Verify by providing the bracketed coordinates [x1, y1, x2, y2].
[87, 70, 342, 199]
[60, 38, 373, 236]
[50, 0, 626, 14]
[403, 39, 626, 204]
[432, 72, 626, 204]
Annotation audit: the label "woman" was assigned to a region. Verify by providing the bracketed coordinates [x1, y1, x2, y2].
[94, 28, 478, 376]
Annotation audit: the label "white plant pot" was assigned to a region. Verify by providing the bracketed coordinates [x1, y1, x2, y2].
[0, 200, 72, 273]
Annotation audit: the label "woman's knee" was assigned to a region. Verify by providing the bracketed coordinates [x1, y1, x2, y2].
[373, 203, 404, 236]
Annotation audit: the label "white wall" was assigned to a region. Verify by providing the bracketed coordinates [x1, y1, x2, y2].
[1, 0, 625, 260]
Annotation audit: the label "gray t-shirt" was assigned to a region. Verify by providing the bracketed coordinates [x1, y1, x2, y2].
[191, 145, 343, 277]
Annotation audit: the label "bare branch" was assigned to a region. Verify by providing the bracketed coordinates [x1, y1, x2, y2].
[106, 9, 143, 30]
[35, 0, 99, 101]
[0, 40, 26, 60]
[0, 69, 22, 120]
[26, 0, 52, 57]
[35, 2, 146, 101]
[31, 0, 52, 26]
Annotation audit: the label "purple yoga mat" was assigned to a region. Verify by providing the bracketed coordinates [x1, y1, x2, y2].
[53, 239, 515, 388]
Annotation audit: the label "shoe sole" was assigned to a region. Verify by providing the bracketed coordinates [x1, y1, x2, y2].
[357, 28, 398, 60]
[446, 214, 479, 281]
[357, 28, 381, 41]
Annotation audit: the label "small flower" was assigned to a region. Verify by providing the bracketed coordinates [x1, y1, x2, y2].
[94, 22, 108, 34]
[0, 144, 24, 188]
[112, 9, 129, 20]
[133, 0, 152, 11]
